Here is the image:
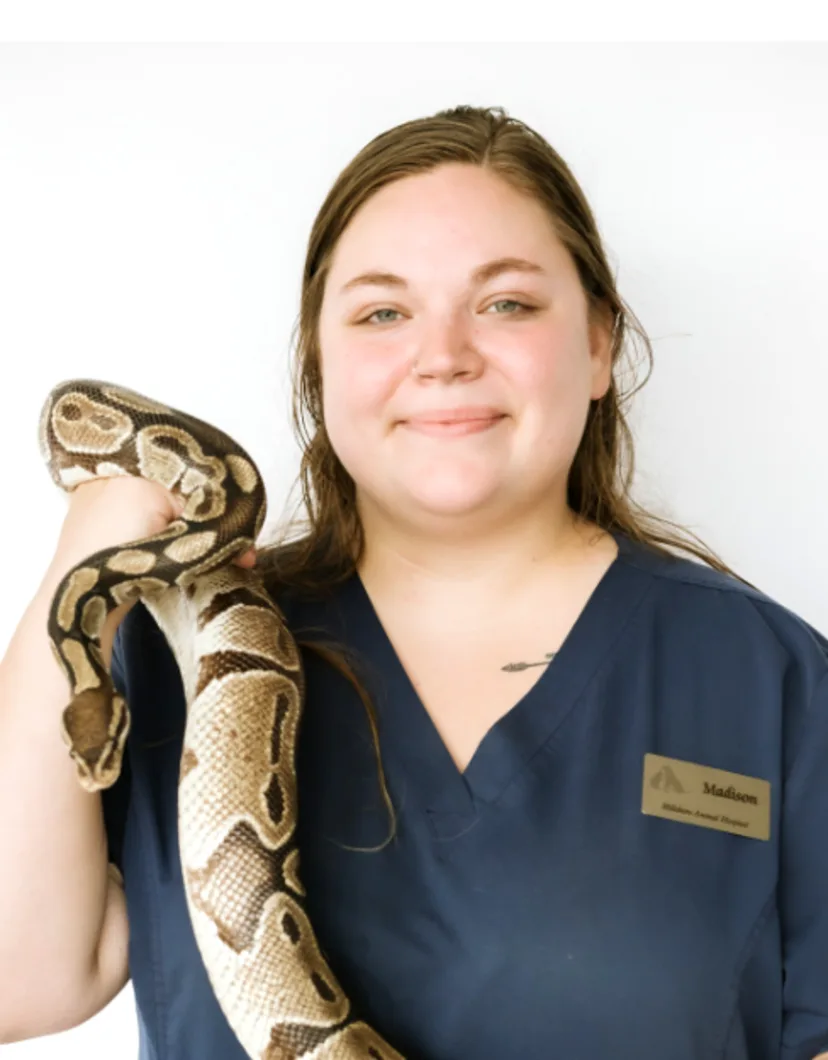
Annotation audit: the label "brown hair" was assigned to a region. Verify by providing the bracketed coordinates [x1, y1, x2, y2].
[254, 104, 757, 846]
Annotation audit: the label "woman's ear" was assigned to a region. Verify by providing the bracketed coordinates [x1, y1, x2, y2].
[588, 305, 618, 399]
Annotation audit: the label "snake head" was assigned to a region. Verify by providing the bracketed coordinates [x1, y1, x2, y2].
[60, 685, 131, 794]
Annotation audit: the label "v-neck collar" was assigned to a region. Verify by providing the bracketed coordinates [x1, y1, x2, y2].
[328, 530, 656, 832]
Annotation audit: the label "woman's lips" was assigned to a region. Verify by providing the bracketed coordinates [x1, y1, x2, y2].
[402, 415, 506, 436]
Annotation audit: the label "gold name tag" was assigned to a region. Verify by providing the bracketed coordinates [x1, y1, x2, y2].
[642, 753, 771, 841]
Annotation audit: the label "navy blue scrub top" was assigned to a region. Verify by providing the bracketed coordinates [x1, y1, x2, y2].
[103, 529, 828, 1060]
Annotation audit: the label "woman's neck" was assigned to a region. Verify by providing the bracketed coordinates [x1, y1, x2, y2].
[355, 509, 613, 622]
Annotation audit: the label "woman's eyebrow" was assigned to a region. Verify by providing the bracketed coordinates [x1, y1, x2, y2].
[338, 256, 547, 296]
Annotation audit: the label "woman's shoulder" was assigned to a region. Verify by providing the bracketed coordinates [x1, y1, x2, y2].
[619, 530, 828, 695]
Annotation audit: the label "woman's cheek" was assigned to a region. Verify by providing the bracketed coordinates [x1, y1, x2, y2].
[353, 346, 408, 413]
[323, 354, 389, 445]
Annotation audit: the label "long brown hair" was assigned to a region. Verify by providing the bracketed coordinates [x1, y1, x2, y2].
[255, 104, 756, 846]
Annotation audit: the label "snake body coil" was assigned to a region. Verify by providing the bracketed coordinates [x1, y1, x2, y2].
[39, 379, 402, 1060]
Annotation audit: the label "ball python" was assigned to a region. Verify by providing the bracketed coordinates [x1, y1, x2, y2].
[39, 379, 403, 1060]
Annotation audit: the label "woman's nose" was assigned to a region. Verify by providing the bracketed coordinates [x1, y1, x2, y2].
[410, 321, 486, 380]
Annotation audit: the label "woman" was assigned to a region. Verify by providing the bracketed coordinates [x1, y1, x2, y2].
[1, 105, 826, 1060]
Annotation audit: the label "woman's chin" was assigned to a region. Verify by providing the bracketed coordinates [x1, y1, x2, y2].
[396, 484, 503, 518]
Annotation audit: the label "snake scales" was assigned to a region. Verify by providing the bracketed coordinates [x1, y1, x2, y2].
[39, 379, 403, 1060]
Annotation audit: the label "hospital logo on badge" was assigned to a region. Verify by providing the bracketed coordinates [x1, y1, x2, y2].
[641, 753, 771, 841]
[648, 764, 685, 793]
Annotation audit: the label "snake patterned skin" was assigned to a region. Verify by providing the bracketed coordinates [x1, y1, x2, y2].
[39, 380, 403, 1060]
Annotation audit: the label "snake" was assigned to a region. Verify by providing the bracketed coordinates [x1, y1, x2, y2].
[39, 379, 404, 1060]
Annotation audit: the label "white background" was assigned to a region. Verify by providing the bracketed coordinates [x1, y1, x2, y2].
[1, 35, 827, 1059]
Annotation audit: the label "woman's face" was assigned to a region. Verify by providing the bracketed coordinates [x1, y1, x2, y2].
[317, 163, 614, 536]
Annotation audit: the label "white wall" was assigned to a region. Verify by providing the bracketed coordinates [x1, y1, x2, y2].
[1, 42, 826, 1058]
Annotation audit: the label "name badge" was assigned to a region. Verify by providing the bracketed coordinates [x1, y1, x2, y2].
[642, 753, 771, 841]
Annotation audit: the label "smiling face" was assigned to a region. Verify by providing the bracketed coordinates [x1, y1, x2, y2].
[317, 163, 614, 543]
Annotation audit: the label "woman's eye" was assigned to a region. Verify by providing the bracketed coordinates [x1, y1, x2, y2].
[358, 300, 533, 326]
[362, 307, 403, 325]
[486, 299, 531, 315]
